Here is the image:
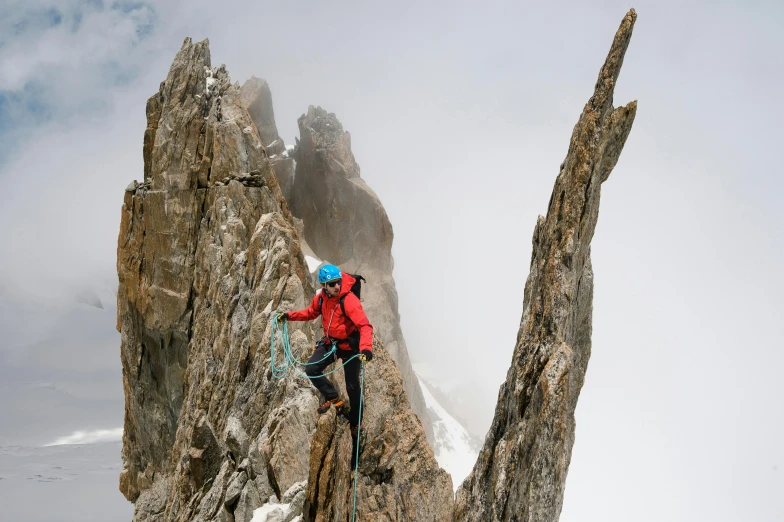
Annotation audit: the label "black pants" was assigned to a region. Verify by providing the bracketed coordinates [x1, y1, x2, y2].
[305, 340, 362, 427]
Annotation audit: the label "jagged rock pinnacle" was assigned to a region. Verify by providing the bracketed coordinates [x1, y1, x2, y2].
[285, 104, 436, 444]
[117, 37, 450, 522]
[454, 10, 638, 522]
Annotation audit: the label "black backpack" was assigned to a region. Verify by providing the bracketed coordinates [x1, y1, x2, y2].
[319, 273, 365, 316]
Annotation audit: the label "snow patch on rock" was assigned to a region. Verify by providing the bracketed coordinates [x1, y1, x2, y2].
[304, 255, 321, 273]
[250, 480, 306, 521]
[250, 502, 290, 522]
[417, 376, 478, 491]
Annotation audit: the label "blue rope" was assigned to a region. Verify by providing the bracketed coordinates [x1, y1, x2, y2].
[270, 315, 362, 379]
[351, 358, 365, 522]
[270, 314, 367, 521]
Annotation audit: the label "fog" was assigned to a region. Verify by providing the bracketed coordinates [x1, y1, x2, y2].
[1, 1, 782, 521]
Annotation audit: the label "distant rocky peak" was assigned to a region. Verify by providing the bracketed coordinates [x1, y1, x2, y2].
[239, 77, 285, 156]
[239, 76, 295, 201]
[299, 106, 345, 140]
[297, 105, 361, 180]
[239, 66, 440, 459]
[288, 104, 435, 445]
[289, 105, 389, 269]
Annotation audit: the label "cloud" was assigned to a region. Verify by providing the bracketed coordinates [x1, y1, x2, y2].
[45, 427, 123, 446]
[0, 2, 782, 520]
[0, 0, 158, 161]
[0, 2, 172, 298]
[0, 1, 157, 90]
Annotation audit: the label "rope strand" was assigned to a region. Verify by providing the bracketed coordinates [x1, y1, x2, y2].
[270, 316, 362, 379]
[351, 360, 365, 522]
[270, 314, 366, 521]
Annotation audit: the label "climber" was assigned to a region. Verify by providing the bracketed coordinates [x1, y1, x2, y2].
[277, 264, 373, 436]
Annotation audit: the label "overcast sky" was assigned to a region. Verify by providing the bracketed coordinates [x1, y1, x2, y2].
[0, 1, 782, 521]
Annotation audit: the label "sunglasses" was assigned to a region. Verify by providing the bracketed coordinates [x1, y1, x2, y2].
[324, 280, 342, 288]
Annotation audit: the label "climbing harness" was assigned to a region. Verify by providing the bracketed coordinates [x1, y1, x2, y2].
[270, 314, 367, 521]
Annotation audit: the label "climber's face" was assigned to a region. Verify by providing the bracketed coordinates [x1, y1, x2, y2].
[323, 279, 341, 298]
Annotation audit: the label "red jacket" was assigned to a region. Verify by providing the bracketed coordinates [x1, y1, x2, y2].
[287, 273, 373, 353]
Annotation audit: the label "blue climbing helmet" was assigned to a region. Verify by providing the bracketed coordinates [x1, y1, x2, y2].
[318, 264, 342, 284]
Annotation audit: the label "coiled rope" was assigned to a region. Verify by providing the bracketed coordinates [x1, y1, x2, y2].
[270, 314, 366, 521]
[270, 316, 364, 378]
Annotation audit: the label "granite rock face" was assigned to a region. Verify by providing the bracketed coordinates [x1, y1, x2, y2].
[239, 77, 285, 156]
[287, 106, 434, 443]
[454, 10, 638, 522]
[239, 78, 295, 201]
[118, 37, 319, 520]
[304, 337, 453, 522]
[118, 37, 450, 522]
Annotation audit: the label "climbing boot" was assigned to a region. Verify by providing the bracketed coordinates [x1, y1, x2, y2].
[317, 397, 343, 414]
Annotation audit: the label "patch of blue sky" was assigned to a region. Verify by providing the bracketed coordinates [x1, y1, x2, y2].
[11, 17, 29, 36]
[0, 84, 52, 164]
[123, 2, 157, 42]
[9, 1, 156, 36]
[135, 17, 155, 41]
[100, 60, 139, 87]
[68, 1, 117, 33]
[23, 93, 50, 121]
[0, 0, 158, 167]
[0, 87, 50, 129]
[47, 8, 63, 26]
[1, 5, 65, 46]
[112, 1, 146, 14]
[3, 5, 65, 39]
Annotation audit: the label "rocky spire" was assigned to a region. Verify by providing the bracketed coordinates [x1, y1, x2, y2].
[117, 37, 449, 522]
[454, 10, 638, 522]
[284, 105, 435, 443]
[118, 36, 317, 519]
[238, 77, 284, 156]
[239, 78, 296, 201]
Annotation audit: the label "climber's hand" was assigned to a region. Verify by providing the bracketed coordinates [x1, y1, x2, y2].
[276, 312, 288, 323]
[360, 350, 373, 363]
